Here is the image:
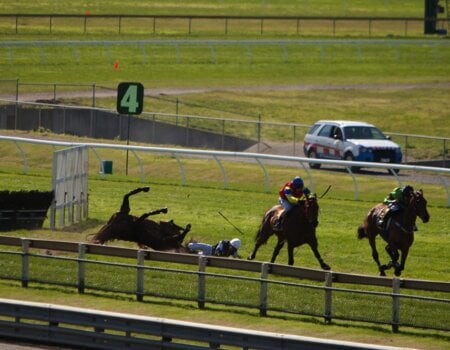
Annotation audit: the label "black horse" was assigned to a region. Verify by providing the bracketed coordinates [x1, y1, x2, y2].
[91, 187, 191, 251]
[357, 190, 430, 276]
[248, 194, 330, 269]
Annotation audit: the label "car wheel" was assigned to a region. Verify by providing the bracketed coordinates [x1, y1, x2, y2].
[307, 150, 321, 169]
[344, 152, 360, 172]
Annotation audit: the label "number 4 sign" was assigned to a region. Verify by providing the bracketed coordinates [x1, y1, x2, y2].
[117, 82, 144, 115]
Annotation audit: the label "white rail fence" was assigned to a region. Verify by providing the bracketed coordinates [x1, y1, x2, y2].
[0, 237, 449, 334]
[0, 298, 407, 350]
[0, 135, 449, 206]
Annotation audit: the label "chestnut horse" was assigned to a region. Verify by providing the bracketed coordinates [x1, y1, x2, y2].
[357, 190, 430, 276]
[91, 187, 191, 251]
[248, 194, 330, 269]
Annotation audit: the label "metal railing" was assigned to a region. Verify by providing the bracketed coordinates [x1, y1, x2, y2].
[0, 236, 448, 333]
[0, 298, 408, 350]
[0, 135, 449, 206]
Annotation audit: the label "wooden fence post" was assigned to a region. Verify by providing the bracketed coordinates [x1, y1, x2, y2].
[78, 243, 86, 294]
[21, 239, 30, 288]
[259, 263, 269, 316]
[392, 278, 401, 333]
[136, 250, 146, 302]
[324, 272, 333, 323]
[197, 255, 207, 309]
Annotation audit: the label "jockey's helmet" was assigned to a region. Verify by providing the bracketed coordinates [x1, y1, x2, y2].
[403, 185, 414, 196]
[230, 238, 241, 250]
[292, 176, 304, 189]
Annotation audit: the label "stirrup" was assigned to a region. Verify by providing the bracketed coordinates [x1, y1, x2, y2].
[273, 220, 283, 231]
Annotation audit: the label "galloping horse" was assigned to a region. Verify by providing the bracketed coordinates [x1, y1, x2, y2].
[248, 194, 330, 269]
[90, 187, 191, 251]
[357, 190, 430, 276]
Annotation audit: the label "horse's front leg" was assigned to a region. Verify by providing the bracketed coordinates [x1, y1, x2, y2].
[394, 248, 408, 277]
[270, 238, 285, 264]
[287, 244, 295, 266]
[135, 207, 168, 225]
[308, 238, 331, 270]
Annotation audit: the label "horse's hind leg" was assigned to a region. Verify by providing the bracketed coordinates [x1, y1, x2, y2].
[120, 187, 150, 214]
[368, 236, 387, 276]
[248, 227, 273, 261]
[247, 242, 261, 260]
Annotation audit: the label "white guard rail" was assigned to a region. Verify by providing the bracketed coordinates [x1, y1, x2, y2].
[0, 298, 411, 350]
[1, 135, 449, 206]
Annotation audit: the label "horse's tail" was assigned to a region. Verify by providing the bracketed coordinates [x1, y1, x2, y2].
[357, 224, 368, 239]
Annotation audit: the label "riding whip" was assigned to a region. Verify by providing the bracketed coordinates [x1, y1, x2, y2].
[319, 185, 332, 199]
[218, 211, 245, 235]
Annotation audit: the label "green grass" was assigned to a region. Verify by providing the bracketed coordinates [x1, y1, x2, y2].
[0, 0, 428, 17]
[0, 149, 449, 349]
[0, 1, 449, 348]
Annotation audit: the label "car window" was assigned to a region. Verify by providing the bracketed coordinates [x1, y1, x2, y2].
[334, 127, 343, 140]
[368, 127, 387, 140]
[307, 124, 321, 135]
[343, 126, 387, 140]
[318, 124, 333, 137]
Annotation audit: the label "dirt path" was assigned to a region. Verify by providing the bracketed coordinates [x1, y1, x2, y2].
[1, 82, 450, 102]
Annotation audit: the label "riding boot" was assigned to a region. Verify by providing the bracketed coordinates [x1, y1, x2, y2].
[381, 217, 391, 241]
[274, 211, 286, 231]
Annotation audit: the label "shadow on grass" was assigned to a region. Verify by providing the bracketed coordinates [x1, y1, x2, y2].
[2, 280, 449, 345]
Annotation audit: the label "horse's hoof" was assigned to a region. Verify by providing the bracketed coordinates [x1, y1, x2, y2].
[247, 255, 254, 260]
[161, 207, 168, 214]
[185, 223, 192, 231]
[321, 263, 331, 270]
[142, 187, 150, 192]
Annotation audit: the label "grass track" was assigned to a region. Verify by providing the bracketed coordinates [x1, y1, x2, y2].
[0, 1, 449, 348]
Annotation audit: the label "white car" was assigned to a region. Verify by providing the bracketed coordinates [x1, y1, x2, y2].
[303, 120, 402, 172]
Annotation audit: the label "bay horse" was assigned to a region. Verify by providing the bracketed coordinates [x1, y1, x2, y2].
[90, 187, 191, 251]
[247, 194, 331, 269]
[357, 189, 430, 276]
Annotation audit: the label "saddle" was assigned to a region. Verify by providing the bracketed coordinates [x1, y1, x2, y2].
[376, 206, 391, 240]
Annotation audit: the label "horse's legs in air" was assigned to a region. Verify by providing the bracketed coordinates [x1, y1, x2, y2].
[307, 237, 331, 270]
[135, 207, 168, 225]
[270, 238, 285, 264]
[120, 187, 150, 214]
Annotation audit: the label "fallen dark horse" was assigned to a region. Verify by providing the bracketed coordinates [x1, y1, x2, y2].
[90, 187, 191, 251]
